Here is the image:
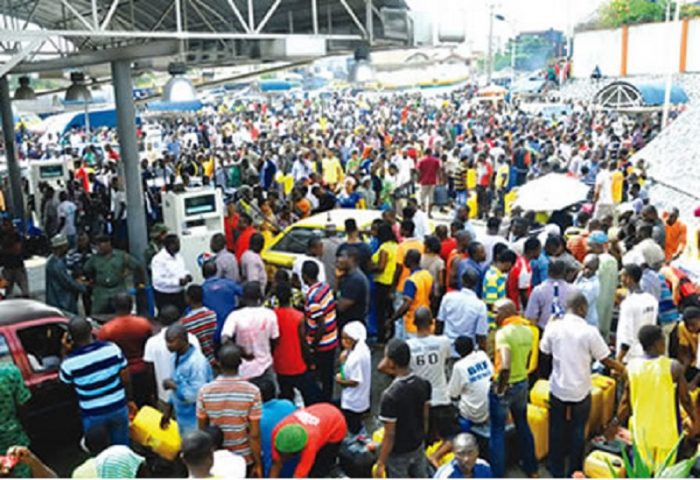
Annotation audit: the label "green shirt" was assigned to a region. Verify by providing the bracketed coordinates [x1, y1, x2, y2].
[0, 361, 31, 451]
[495, 320, 533, 384]
[83, 249, 140, 289]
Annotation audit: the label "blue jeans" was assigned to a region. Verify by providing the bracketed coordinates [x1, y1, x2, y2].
[548, 393, 591, 478]
[489, 381, 538, 477]
[82, 405, 130, 446]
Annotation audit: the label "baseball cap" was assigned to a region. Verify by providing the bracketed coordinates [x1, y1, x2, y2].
[587, 230, 608, 245]
[275, 424, 308, 454]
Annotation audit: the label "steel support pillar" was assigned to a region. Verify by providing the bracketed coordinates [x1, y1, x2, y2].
[0, 76, 25, 225]
[110, 60, 147, 262]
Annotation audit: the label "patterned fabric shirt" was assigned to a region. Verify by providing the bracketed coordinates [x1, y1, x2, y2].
[59, 341, 128, 418]
[197, 376, 263, 464]
[658, 272, 680, 325]
[482, 266, 507, 327]
[304, 282, 338, 351]
[0, 361, 31, 450]
[182, 306, 218, 366]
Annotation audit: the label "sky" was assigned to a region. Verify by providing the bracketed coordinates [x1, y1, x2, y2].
[405, 0, 607, 50]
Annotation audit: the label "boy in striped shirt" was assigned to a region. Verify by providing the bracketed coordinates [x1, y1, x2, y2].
[60, 317, 132, 446]
[182, 285, 218, 366]
[302, 260, 338, 402]
[197, 343, 262, 477]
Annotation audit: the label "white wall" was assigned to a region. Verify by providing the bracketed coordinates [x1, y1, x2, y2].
[687, 19, 700, 72]
[573, 29, 621, 78]
[573, 19, 700, 78]
[627, 22, 681, 75]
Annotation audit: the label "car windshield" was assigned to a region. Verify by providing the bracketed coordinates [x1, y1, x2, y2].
[17, 323, 66, 372]
[270, 227, 349, 254]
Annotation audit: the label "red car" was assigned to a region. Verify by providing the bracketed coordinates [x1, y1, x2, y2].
[0, 299, 82, 445]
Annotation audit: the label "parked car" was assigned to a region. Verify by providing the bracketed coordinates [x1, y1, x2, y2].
[0, 299, 82, 445]
[261, 209, 384, 270]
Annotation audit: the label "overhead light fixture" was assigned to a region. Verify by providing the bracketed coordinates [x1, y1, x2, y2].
[65, 71, 92, 102]
[162, 62, 197, 103]
[350, 46, 375, 84]
[13, 76, 36, 100]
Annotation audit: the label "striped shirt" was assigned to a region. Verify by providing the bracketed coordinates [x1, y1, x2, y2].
[196, 376, 263, 464]
[482, 265, 507, 327]
[59, 341, 127, 418]
[182, 306, 218, 366]
[304, 282, 338, 352]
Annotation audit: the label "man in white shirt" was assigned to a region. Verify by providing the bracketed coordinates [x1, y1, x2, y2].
[221, 281, 279, 383]
[482, 217, 510, 264]
[448, 336, 493, 428]
[408, 198, 430, 239]
[594, 161, 614, 219]
[396, 152, 414, 190]
[616, 264, 659, 364]
[540, 292, 623, 477]
[143, 305, 201, 408]
[151, 234, 192, 314]
[291, 236, 326, 294]
[407, 308, 458, 444]
[437, 270, 489, 355]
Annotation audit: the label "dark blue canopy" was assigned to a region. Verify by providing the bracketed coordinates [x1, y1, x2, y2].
[627, 80, 689, 106]
[62, 108, 141, 133]
[146, 100, 203, 112]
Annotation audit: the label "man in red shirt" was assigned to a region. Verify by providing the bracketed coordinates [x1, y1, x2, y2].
[416, 149, 442, 218]
[269, 403, 347, 478]
[224, 200, 240, 253]
[96, 292, 153, 406]
[272, 282, 319, 405]
[74, 159, 90, 192]
[476, 154, 494, 219]
[436, 225, 456, 263]
[234, 213, 256, 261]
[506, 237, 541, 311]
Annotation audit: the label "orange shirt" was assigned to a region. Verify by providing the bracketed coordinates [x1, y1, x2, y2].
[296, 198, 312, 218]
[396, 238, 424, 292]
[664, 218, 687, 261]
[446, 250, 468, 291]
[567, 232, 589, 263]
[403, 269, 434, 334]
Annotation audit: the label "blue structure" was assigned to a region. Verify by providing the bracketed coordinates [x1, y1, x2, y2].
[593, 80, 689, 109]
[55, 107, 141, 134]
[145, 99, 203, 112]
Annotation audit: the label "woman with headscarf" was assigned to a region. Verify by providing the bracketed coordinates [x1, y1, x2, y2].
[335, 321, 372, 435]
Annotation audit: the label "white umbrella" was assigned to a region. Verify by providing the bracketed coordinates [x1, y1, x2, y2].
[512, 173, 591, 212]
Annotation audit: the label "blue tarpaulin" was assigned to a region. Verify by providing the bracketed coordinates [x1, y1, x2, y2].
[61, 108, 141, 133]
[627, 81, 689, 106]
[146, 100, 203, 112]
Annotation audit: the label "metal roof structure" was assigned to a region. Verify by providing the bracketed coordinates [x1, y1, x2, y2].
[0, 0, 410, 76]
[0, 299, 65, 327]
[592, 80, 689, 110]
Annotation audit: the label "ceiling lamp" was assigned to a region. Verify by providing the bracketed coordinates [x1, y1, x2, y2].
[13, 76, 36, 100]
[65, 71, 92, 102]
[350, 46, 375, 84]
[162, 62, 197, 103]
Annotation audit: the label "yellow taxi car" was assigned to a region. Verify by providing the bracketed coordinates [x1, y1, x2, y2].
[262, 209, 385, 269]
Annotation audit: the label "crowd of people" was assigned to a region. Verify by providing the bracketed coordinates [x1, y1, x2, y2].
[1, 81, 699, 479]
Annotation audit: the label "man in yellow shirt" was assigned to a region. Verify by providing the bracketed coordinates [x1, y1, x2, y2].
[321, 149, 344, 190]
[610, 167, 624, 205]
[612, 325, 697, 471]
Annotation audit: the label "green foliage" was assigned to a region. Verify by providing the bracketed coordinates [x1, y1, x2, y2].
[598, 0, 667, 29]
[582, 0, 700, 31]
[607, 434, 698, 479]
[493, 35, 553, 72]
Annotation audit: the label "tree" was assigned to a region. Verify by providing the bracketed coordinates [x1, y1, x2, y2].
[494, 35, 553, 72]
[580, 0, 700, 31]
